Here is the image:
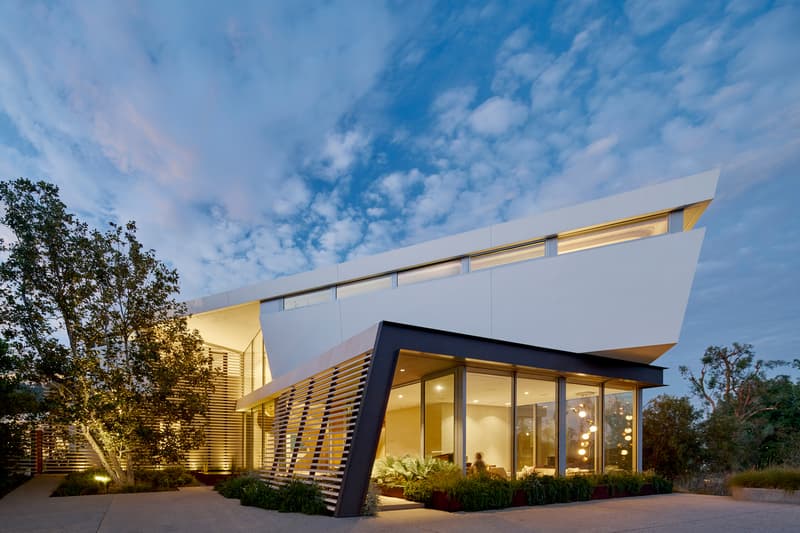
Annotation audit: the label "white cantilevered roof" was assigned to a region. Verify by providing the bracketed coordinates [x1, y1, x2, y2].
[185, 168, 719, 316]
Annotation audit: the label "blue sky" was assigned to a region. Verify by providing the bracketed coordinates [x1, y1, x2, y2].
[0, 1, 798, 397]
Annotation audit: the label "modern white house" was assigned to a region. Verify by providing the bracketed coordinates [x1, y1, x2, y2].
[183, 169, 718, 516]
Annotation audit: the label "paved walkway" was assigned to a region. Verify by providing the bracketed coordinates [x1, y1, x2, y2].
[2, 475, 800, 532]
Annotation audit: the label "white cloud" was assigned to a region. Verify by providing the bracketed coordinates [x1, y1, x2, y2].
[469, 97, 528, 135]
[318, 129, 371, 181]
[624, 0, 690, 35]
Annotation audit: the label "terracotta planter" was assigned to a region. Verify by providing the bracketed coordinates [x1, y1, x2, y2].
[379, 485, 405, 498]
[511, 489, 527, 507]
[592, 485, 611, 499]
[431, 490, 462, 512]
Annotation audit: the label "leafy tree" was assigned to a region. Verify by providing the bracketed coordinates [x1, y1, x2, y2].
[642, 395, 702, 479]
[0, 179, 214, 485]
[679, 343, 784, 421]
[0, 338, 42, 478]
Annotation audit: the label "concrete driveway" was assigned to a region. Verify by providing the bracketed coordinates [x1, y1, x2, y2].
[2, 475, 799, 532]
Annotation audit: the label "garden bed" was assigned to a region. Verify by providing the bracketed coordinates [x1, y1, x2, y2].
[731, 486, 800, 505]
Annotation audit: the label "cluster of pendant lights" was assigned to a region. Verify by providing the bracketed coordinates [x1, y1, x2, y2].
[573, 399, 635, 462]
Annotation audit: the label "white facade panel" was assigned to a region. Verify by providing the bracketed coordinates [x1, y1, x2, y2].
[260, 299, 341, 379]
[490, 230, 705, 354]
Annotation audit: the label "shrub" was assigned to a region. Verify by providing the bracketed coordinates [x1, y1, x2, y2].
[240, 481, 279, 508]
[403, 479, 433, 505]
[372, 455, 460, 487]
[278, 479, 327, 514]
[136, 466, 195, 489]
[215, 473, 261, 499]
[361, 481, 379, 516]
[728, 468, 800, 491]
[448, 475, 513, 511]
[51, 468, 107, 496]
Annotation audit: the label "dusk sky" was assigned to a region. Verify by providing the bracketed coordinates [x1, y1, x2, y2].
[0, 1, 797, 398]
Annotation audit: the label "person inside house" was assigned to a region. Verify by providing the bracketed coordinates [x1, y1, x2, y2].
[468, 452, 487, 477]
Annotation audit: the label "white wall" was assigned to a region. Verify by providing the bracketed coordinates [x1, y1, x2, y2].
[260, 229, 705, 378]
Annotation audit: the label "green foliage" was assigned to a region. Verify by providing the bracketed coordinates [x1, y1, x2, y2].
[592, 472, 643, 496]
[51, 468, 108, 496]
[278, 479, 327, 514]
[215, 474, 262, 499]
[403, 479, 433, 505]
[728, 468, 800, 491]
[135, 466, 195, 489]
[240, 481, 279, 508]
[0, 179, 215, 485]
[0, 338, 43, 478]
[52, 466, 195, 496]
[236, 478, 328, 515]
[643, 395, 702, 479]
[361, 481, 379, 516]
[448, 475, 513, 511]
[372, 455, 460, 487]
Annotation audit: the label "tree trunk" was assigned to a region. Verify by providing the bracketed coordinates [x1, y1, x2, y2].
[82, 425, 125, 485]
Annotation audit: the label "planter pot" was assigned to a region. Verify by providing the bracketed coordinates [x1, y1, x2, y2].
[379, 486, 405, 498]
[732, 486, 800, 505]
[511, 489, 527, 507]
[431, 490, 462, 512]
[592, 485, 611, 500]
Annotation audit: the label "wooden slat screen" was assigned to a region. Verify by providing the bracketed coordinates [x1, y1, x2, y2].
[258, 351, 372, 512]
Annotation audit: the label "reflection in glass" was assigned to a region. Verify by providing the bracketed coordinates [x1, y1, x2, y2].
[336, 275, 393, 300]
[466, 373, 512, 477]
[424, 374, 454, 462]
[470, 242, 545, 271]
[558, 215, 669, 255]
[566, 383, 599, 473]
[604, 387, 634, 471]
[516, 377, 557, 477]
[398, 260, 462, 286]
[283, 288, 332, 310]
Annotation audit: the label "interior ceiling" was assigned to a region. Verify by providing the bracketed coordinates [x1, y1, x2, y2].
[388, 351, 637, 410]
[186, 301, 261, 353]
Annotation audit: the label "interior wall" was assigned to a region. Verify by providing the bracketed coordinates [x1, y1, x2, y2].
[466, 404, 511, 473]
[385, 406, 420, 457]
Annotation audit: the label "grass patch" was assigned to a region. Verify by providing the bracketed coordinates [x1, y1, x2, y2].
[729, 468, 800, 491]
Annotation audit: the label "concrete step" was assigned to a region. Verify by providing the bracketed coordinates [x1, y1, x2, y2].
[377, 495, 424, 511]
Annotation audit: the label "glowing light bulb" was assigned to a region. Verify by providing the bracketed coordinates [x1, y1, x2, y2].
[578, 449, 586, 456]
[624, 428, 632, 434]
[581, 433, 590, 440]
[589, 425, 597, 433]
[625, 415, 633, 421]
[621, 450, 629, 456]
[625, 435, 632, 441]
[578, 410, 587, 418]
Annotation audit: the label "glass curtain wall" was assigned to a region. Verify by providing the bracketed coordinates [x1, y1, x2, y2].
[604, 387, 634, 471]
[377, 383, 421, 458]
[424, 374, 455, 462]
[465, 373, 512, 477]
[515, 377, 557, 476]
[565, 383, 600, 473]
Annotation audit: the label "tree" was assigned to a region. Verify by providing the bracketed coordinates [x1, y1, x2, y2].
[679, 343, 784, 421]
[0, 179, 214, 485]
[642, 395, 702, 479]
[0, 338, 42, 479]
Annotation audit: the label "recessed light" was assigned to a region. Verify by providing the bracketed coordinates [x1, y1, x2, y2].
[435, 384, 444, 392]
[398, 394, 404, 399]
[505, 402, 511, 406]
[472, 399, 479, 403]
[400, 368, 406, 372]
[524, 391, 529, 395]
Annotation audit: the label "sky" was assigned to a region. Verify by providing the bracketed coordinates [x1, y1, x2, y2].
[0, 0, 798, 398]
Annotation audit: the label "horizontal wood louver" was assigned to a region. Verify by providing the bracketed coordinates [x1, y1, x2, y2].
[259, 351, 372, 512]
[186, 348, 244, 472]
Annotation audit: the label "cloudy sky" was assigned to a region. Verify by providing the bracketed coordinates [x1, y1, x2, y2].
[1, 0, 798, 396]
